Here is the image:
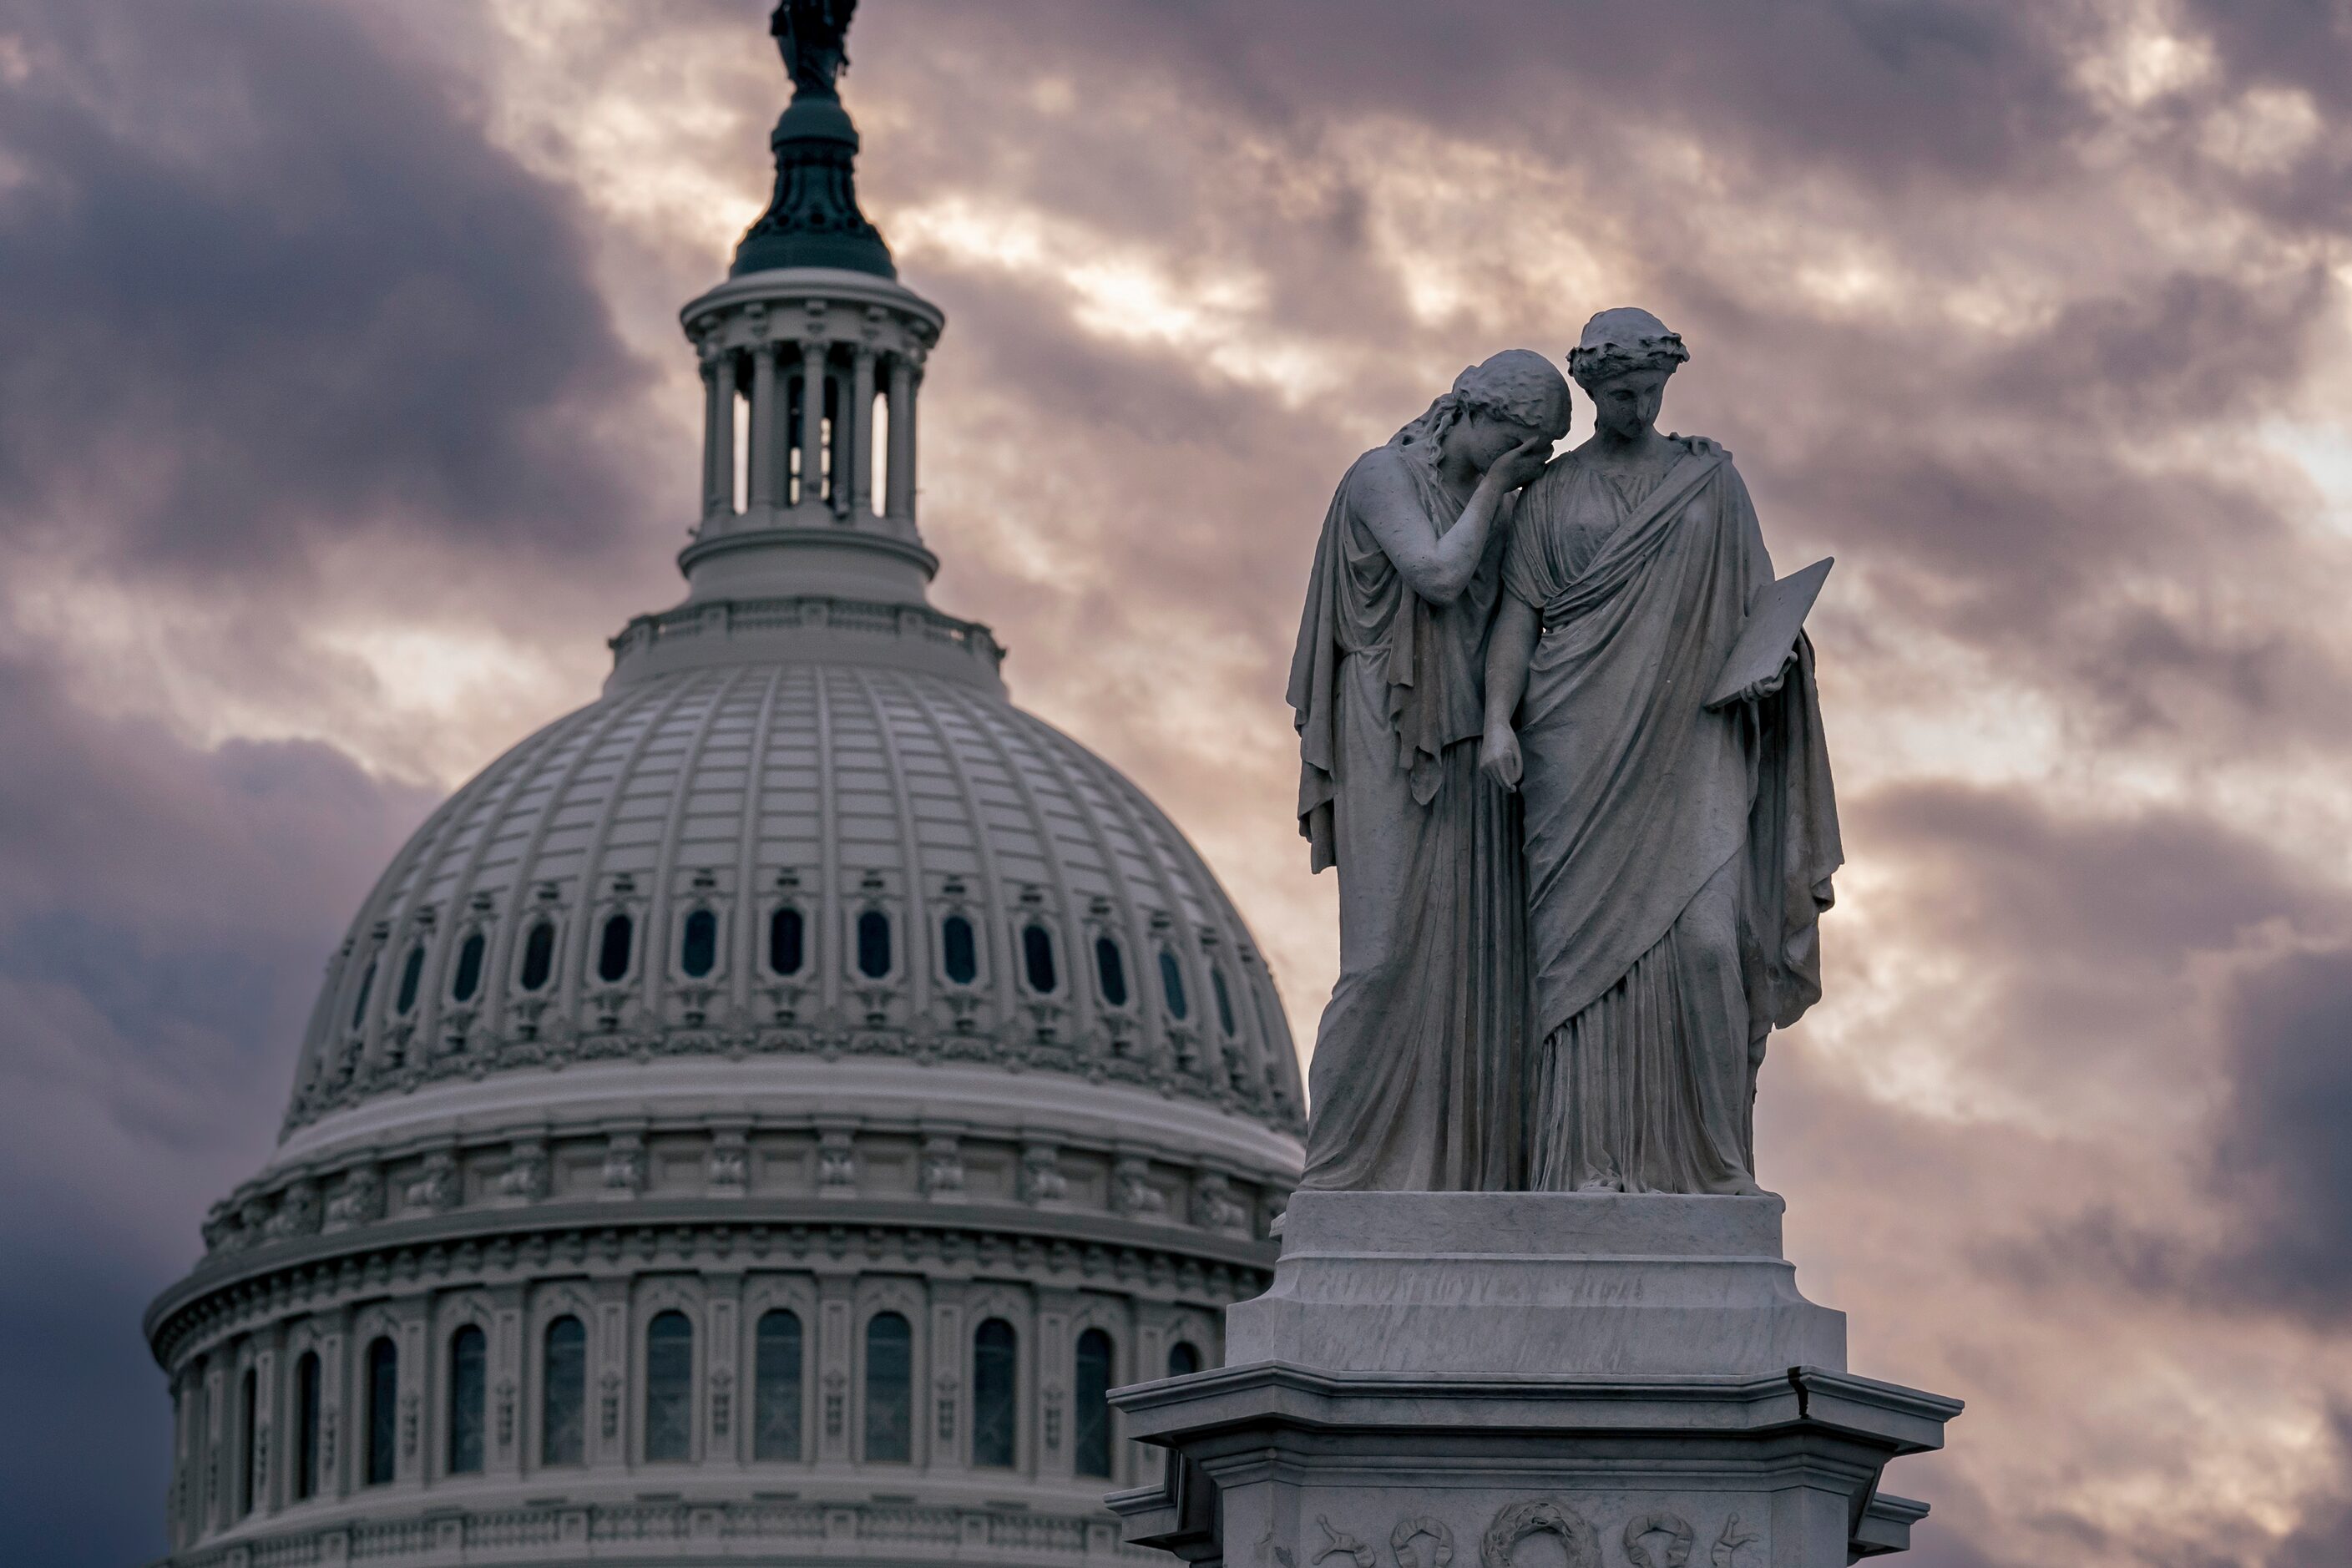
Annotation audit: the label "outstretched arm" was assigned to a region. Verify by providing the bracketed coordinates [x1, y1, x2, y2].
[1354, 438, 1549, 606]
[1479, 594, 1540, 790]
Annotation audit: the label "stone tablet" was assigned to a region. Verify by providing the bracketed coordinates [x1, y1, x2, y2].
[1704, 555, 1832, 709]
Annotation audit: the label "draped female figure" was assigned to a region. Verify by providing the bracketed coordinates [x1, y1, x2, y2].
[1482, 311, 1840, 1196]
[1287, 350, 1570, 1191]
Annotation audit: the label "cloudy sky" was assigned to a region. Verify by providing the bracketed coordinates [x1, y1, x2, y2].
[3, 1, 2351, 1563]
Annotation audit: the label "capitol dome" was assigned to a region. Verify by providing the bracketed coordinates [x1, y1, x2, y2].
[144, 11, 1303, 1565]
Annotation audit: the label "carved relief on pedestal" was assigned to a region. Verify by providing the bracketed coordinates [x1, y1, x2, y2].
[1313, 1517, 1373, 1568]
[1622, 1512, 1695, 1568]
[1480, 1501, 1600, 1568]
[1708, 1516, 1758, 1567]
[1391, 1518, 1454, 1568]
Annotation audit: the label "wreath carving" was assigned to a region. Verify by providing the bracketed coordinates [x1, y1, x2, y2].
[1621, 1512, 1695, 1568]
[1479, 1500, 1599, 1568]
[1391, 1517, 1454, 1568]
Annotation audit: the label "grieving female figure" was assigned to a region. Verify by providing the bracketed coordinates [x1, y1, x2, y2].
[1288, 350, 1571, 1191]
[1482, 311, 1841, 1195]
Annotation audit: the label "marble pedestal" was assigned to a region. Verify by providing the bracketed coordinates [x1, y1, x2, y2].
[1109, 1192, 1960, 1568]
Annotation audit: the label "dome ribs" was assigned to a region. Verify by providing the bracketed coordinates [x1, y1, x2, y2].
[730, 666, 789, 1025]
[850, 667, 934, 1025]
[637, 665, 753, 1032]
[892, 669, 1020, 1041]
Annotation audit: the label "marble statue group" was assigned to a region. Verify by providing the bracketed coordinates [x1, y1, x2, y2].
[1289, 309, 1842, 1196]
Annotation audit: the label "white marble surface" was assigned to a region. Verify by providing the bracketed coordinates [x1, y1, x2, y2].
[1229, 1190, 1846, 1377]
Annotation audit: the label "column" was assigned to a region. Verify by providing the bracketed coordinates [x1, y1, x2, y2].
[254, 1344, 279, 1515]
[491, 1288, 525, 1481]
[885, 355, 915, 521]
[829, 367, 852, 517]
[703, 349, 736, 522]
[799, 339, 827, 513]
[851, 348, 876, 518]
[747, 342, 780, 513]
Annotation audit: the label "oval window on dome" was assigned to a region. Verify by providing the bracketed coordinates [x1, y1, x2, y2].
[597, 913, 634, 984]
[1212, 965, 1237, 1038]
[856, 910, 892, 979]
[1158, 949, 1188, 1020]
[941, 914, 977, 985]
[394, 943, 427, 1016]
[1022, 923, 1058, 994]
[769, 906, 805, 975]
[1095, 936, 1129, 1008]
[350, 960, 377, 1030]
[450, 932, 485, 1002]
[680, 908, 717, 979]
[518, 921, 556, 992]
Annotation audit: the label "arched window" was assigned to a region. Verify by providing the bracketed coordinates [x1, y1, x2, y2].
[451, 932, 486, 1003]
[1095, 937, 1129, 1007]
[597, 913, 635, 984]
[863, 1312, 912, 1462]
[753, 1309, 803, 1461]
[1022, 923, 1059, 993]
[1167, 1341, 1201, 1378]
[350, 961, 376, 1029]
[971, 1318, 1017, 1469]
[769, 906, 805, 974]
[238, 1366, 257, 1516]
[448, 1326, 487, 1474]
[518, 922, 556, 992]
[1074, 1328, 1115, 1479]
[542, 1317, 585, 1467]
[1212, 966, 1237, 1037]
[364, 1337, 398, 1485]
[1159, 950, 1188, 1019]
[645, 1311, 693, 1462]
[856, 910, 892, 979]
[395, 944, 427, 1015]
[680, 908, 718, 978]
[293, 1351, 321, 1501]
[941, 914, 978, 984]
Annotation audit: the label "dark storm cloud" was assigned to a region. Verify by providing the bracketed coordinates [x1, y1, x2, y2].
[0, 0, 659, 585]
[1856, 782, 2338, 970]
[889, 1, 2090, 193]
[0, 647, 428, 1566]
[1969, 940, 2352, 1337]
[2210, 944, 2352, 1316]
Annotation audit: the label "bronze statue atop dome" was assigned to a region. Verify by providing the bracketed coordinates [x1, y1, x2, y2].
[772, 0, 855, 99]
